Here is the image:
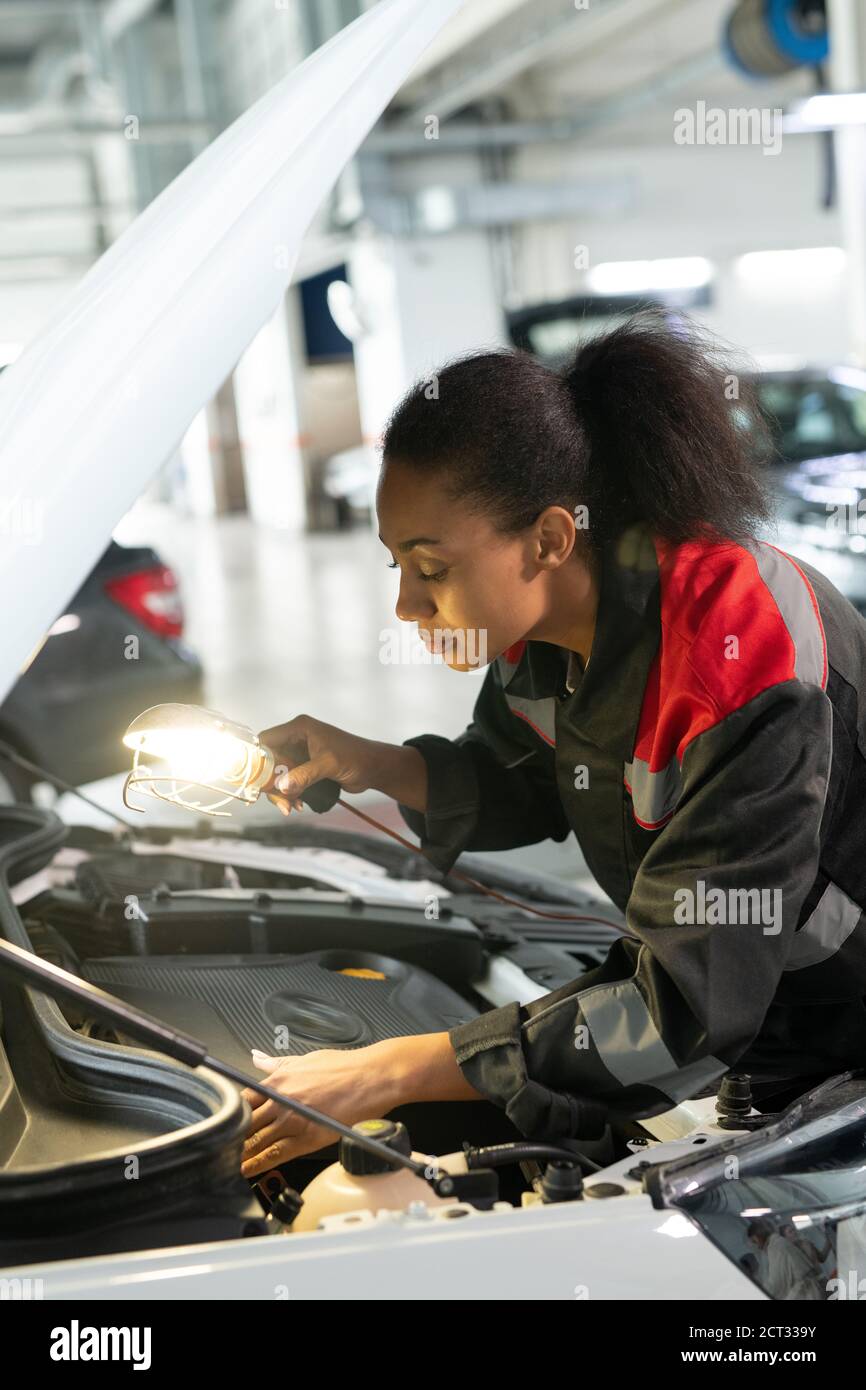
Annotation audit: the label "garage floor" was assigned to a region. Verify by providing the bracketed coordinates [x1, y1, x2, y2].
[102, 501, 599, 891]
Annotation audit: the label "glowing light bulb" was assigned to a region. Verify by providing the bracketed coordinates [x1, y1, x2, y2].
[122, 704, 273, 816]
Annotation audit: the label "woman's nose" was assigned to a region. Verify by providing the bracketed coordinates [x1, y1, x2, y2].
[395, 575, 436, 624]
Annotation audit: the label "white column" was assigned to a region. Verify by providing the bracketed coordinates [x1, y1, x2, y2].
[179, 408, 217, 516]
[829, 0, 866, 364]
[347, 224, 504, 472]
[231, 292, 309, 531]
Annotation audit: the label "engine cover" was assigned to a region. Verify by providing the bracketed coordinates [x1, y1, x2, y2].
[82, 949, 478, 1072]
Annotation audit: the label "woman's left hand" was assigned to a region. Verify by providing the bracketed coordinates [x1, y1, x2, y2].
[240, 1041, 403, 1177]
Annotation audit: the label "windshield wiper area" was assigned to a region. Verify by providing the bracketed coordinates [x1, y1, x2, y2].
[647, 1071, 866, 1210]
[646, 1072, 866, 1301]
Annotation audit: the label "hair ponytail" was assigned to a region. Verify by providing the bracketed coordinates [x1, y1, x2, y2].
[563, 310, 770, 545]
[382, 308, 771, 551]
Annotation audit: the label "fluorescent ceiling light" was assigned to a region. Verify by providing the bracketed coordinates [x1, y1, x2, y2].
[753, 353, 808, 371]
[586, 257, 713, 294]
[735, 247, 846, 285]
[784, 92, 866, 131]
[829, 366, 866, 391]
[414, 185, 458, 232]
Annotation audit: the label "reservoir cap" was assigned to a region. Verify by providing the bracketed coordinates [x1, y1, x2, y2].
[340, 1118, 412, 1176]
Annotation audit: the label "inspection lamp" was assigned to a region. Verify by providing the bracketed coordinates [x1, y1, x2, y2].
[121, 707, 627, 927]
[122, 703, 339, 816]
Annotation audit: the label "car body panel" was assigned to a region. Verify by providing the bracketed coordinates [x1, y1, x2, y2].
[3, 1191, 763, 1301]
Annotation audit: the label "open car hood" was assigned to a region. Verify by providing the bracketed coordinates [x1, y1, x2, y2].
[0, 0, 465, 704]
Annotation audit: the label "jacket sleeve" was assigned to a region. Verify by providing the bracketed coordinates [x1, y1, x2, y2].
[447, 678, 834, 1136]
[396, 661, 570, 873]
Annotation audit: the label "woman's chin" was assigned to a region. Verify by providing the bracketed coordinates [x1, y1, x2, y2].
[443, 652, 490, 674]
[420, 626, 490, 671]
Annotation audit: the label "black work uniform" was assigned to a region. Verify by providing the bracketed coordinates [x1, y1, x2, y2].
[397, 521, 866, 1139]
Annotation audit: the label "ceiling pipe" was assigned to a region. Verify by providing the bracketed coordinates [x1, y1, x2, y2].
[367, 47, 723, 152]
[396, 0, 691, 126]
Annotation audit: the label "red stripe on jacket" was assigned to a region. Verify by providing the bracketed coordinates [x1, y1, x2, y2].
[631, 536, 820, 775]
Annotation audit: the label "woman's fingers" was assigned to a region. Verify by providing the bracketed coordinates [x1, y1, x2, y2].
[243, 1111, 303, 1157]
[243, 1057, 296, 1133]
[274, 755, 333, 799]
[259, 714, 311, 748]
[243, 1098, 281, 1135]
[241, 1137, 300, 1177]
[251, 1052, 280, 1071]
[241, 1121, 334, 1176]
[240, 1080, 275, 1112]
[265, 792, 306, 816]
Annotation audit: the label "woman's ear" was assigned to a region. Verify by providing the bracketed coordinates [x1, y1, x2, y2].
[534, 505, 577, 569]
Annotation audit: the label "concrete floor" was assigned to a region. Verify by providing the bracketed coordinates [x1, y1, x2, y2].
[98, 501, 596, 889]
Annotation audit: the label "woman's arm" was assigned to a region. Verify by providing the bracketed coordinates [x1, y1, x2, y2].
[240, 1033, 482, 1177]
[444, 677, 834, 1138]
[390, 1031, 485, 1102]
[395, 658, 570, 874]
[367, 741, 428, 813]
[261, 656, 569, 872]
[258, 714, 429, 812]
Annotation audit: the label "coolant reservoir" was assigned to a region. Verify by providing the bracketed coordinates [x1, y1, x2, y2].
[293, 1119, 465, 1233]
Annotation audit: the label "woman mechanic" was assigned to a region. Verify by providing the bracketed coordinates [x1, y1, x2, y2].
[240, 311, 866, 1179]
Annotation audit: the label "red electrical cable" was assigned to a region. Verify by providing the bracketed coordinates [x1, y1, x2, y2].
[285, 792, 626, 931]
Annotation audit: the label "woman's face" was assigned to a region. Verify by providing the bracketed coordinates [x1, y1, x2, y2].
[376, 459, 570, 671]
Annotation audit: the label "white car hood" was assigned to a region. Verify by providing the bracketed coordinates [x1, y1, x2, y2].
[0, 0, 464, 703]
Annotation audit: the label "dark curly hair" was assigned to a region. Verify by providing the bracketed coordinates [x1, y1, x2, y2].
[380, 309, 771, 551]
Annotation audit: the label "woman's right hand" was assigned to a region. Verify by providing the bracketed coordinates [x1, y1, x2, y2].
[259, 714, 377, 815]
[257, 715, 428, 816]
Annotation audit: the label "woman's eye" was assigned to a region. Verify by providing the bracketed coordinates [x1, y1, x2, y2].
[387, 559, 448, 582]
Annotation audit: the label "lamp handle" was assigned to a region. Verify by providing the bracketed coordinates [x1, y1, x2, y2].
[299, 777, 342, 814]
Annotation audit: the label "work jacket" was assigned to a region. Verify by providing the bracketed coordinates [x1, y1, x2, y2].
[397, 521, 866, 1138]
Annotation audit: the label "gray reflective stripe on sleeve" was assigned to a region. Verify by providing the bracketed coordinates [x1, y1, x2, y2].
[746, 541, 828, 689]
[623, 752, 682, 829]
[785, 880, 864, 971]
[575, 970, 726, 1102]
[504, 693, 557, 747]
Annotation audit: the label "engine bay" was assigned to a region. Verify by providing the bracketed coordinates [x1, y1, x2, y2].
[0, 805, 834, 1280]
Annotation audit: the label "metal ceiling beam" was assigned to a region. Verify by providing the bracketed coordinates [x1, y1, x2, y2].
[0, 254, 95, 280]
[0, 114, 211, 138]
[396, 0, 689, 126]
[0, 199, 134, 215]
[367, 46, 722, 153]
[102, 0, 161, 45]
[0, 1, 99, 12]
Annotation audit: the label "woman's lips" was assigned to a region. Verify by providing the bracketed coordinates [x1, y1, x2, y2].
[419, 627, 454, 652]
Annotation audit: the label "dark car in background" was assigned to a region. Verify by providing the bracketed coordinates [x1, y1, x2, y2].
[0, 541, 204, 801]
[745, 367, 866, 616]
[506, 292, 693, 365]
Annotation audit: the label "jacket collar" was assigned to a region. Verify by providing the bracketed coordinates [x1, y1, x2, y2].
[502, 522, 661, 753]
